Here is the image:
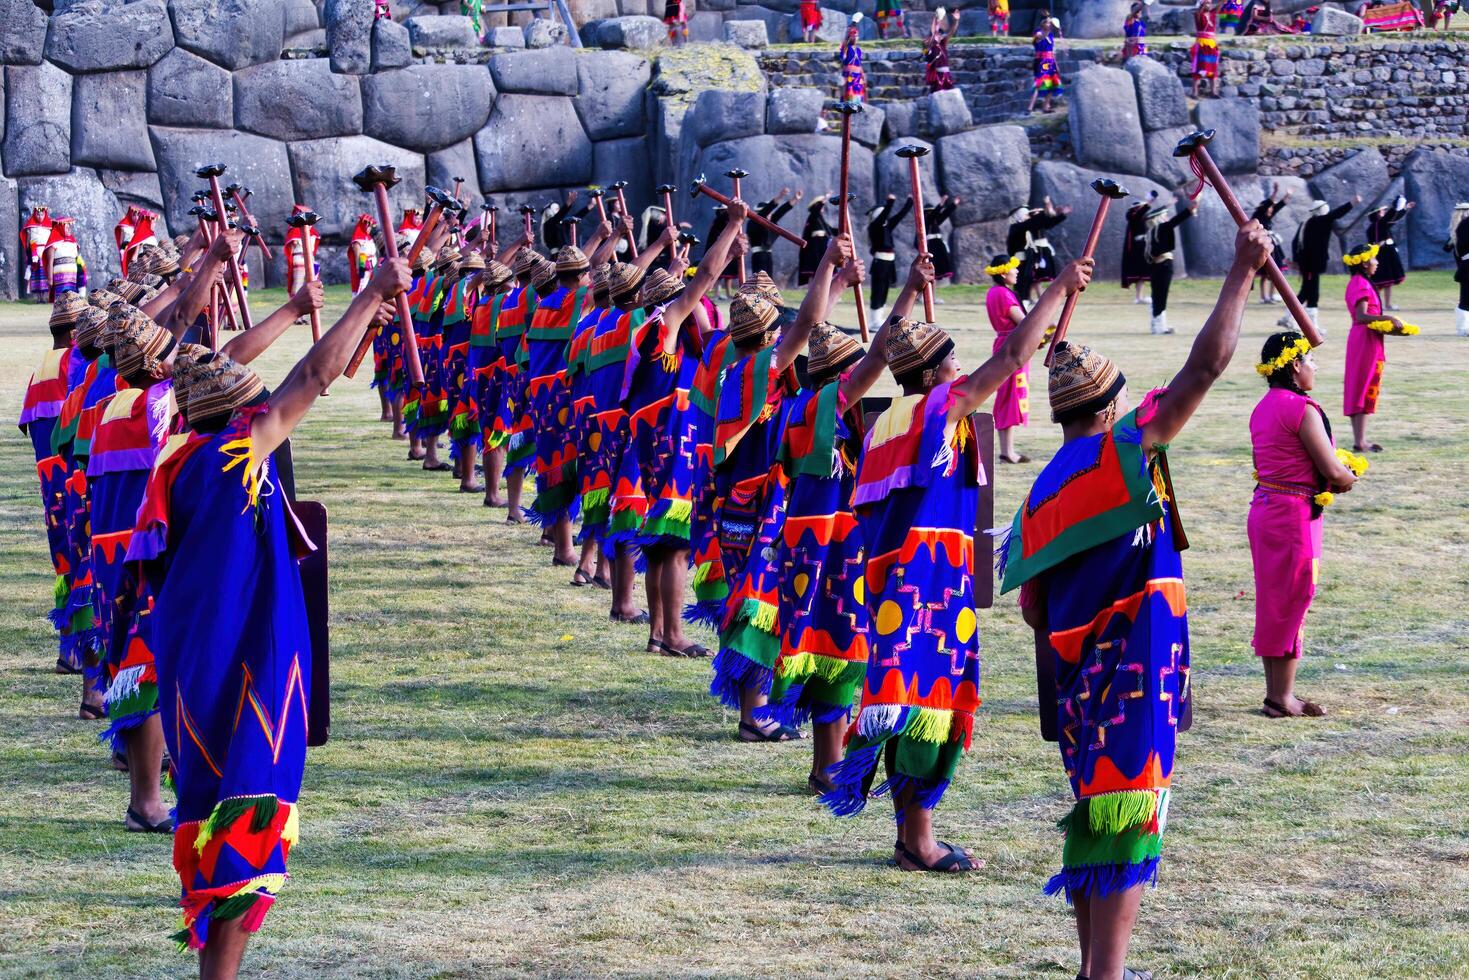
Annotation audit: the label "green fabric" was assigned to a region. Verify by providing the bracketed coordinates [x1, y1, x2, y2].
[789, 381, 842, 479]
[1060, 796, 1164, 870]
[714, 346, 777, 467]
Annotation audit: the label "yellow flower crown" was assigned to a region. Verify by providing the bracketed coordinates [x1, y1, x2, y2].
[1335, 447, 1370, 477]
[1368, 318, 1420, 335]
[985, 255, 1022, 276]
[1255, 336, 1312, 377]
[1343, 243, 1380, 267]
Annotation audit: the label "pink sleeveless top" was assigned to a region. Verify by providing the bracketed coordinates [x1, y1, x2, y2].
[1250, 388, 1326, 487]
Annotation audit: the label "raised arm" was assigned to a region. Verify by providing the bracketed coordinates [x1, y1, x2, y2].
[251, 258, 411, 460]
[890, 252, 934, 325]
[1140, 222, 1272, 449]
[587, 220, 619, 266]
[948, 257, 1093, 421]
[887, 197, 914, 230]
[632, 224, 675, 276]
[776, 233, 853, 372]
[221, 280, 325, 366]
[839, 257, 931, 405]
[661, 198, 748, 347]
[160, 230, 241, 340]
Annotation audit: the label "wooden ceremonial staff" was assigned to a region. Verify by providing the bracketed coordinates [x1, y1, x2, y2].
[1043, 177, 1127, 367]
[833, 100, 870, 342]
[611, 181, 639, 259]
[195, 164, 255, 331]
[722, 169, 749, 281]
[480, 203, 498, 256]
[690, 177, 808, 248]
[226, 183, 271, 261]
[589, 186, 608, 225]
[190, 191, 241, 338]
[1174, 129, 1323, 346]
[406, 186, 455, 266]
[520, 203, 537, 243]
[187, 204, 220, 348]
[657, 183, 677, 235]
[286, 209, 324, 343]
[344, 164, 424, 384]
[562, 215, 579, 248]
[895, 144, 936, 321]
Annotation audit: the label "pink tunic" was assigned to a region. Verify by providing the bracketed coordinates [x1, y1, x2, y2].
[1246, 388, 1328, 659]
[1342, 274, 1385, 416]
[985, 284, 1029, 431]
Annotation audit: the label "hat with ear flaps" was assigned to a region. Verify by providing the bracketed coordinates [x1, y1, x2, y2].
[606, 262, 647, 305]
[511, 248, 543, 279]
[807, 321, 865, 383]
[728, 292, 780, 344]
[110, 307, 174, 380]
[171, 346, 265, 424]
[554, 245, 590, 275]
[885, 316, 954, 388]
[739, 271, 784, 307]
[1047, 340, 1126, 424]
[73, 306, 110, 351]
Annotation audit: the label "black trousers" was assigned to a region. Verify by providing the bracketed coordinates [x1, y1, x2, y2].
[1456, 269, 1468, 309]
[1299, 272, 1321, 308]
[1150, 260, 1173, 316]
[869, 258, 897, 309]
[751, 250, 774, 276]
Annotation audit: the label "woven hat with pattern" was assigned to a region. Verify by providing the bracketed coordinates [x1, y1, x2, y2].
[728, 293, 780, 344]
[530, 255, 558, 291]
[110, 307, 173, 380]
[97, 303, 134, 354]
[459, 251, 486, 272]
[50, 291, 87, 331]
[73, 306, 109, 350]
[591, 264, 610, 303]
[607, 262, 647, 304]
[432, 246, 461, 272]
[807, 321, 865, 382]
[739, 271, 784, 307]
[476, 259, 514, 294]
[554, 245, 590, 275]
[511, 249, 543, 279]
[171, 234, 190, 251]
[1047, 340, 1126, 424]
[885, 316, 955, 387]
[131, 246, 180, 280]
[638, 267, 684, 307]
[113, 278, 159, 306]
[88, 288, 123, 311]
[172, 347, 265, 424]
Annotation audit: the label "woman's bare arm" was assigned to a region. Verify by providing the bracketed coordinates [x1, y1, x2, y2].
[221, 281, 324, 366]
[1299, 408, 1357, 491]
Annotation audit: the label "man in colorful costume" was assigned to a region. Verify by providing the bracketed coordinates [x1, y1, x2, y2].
[1000, 223, 1271, 980]
[839, 20, 866, 102]
[23, 205, 53, 301]
[283, 204, 321, 301]
[126, 255, 408, 974]
[877, 0, 908, 37]
[822, 256, 1094, 875]
[486, 249, 547, 522]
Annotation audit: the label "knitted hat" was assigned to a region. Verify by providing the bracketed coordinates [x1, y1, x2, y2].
[607, 262, 647, 304]
[638, 267, 684, 307]
[73, 306, 109, 350]
[131, 245, 180, 279]
[172, 347, 265, 424]
[739, 271, 784, 307]
[476, 259, 514, 294]
[554, 245, 590, 275]
[885, 317, 954, 387]
[728, 293, 780, 344]
[171, 234, 190, 251]
[511, 249, 542, 279]
[97, 303, 134, 353]
[591, 264, 610, 303]
[1048, 340, 1126, 424]
[530, 255, 558, 291]
[110, 307, 173, 380]
[807, 321, 865, 382]
[88, 288, 123, 311]
[50, 291, 87, 331]
[459, 252, 486, 272]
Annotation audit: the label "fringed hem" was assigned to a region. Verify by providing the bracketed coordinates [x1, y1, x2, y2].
[682, 598, 724, 630]
[819, 741, 884, 816]
[1044, 857, 1161, 905]
[768, 654, 865, 728]
[707, 645, 774, 710]
[97, 700, 158, 752]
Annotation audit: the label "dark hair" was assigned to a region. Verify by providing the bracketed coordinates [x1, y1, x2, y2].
[1259, 331, 1308, 391]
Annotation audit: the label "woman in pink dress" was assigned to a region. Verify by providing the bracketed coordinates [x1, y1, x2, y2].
[985, 253, 1031, 463]
[1341, 242, 1407, 452]
[1247, 331, 1359, 718]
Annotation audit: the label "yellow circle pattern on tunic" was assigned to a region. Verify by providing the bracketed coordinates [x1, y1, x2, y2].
[794, 573, 810, 598]
[955, 606, 976, 644]
[853, 575, 865, 605]
[588, 431, 602, 451]
[876, 599, 903, 636]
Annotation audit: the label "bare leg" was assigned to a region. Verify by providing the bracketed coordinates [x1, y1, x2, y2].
[998, 427, 1016, 461]
[1350, 412, 1371, 450]
[811, 719, 845, 786]
[125, 715, 169, 826]
[1191, 77, 1200, 98]
[1086, 885, 1145, 980]
[390, 397, 406, 440]
[1028, 88, 1040, 113]
[552, 515, 576, 566]
[1382, 284, 1393, 309]
[378, 390, 392, 422]
[506, 470, 525, 522]
[645, 554, 665, 647]
[576, 536, 598, 579]
[612, 548, 640, 620]
[1075, 894, 1095, 980]
[895, 787, 978, 870]
[199, 917, 249, 980]
[483, 447, 507, 506]
[458, 443, 482, 492]
[422, 437, 443, 470]
[1262, 655, 1314, 715]
[407, 435, 425, 460]
[658, 549, 692, 649]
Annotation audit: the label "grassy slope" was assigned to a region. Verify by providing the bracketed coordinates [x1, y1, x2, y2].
[0, 273, 1465, 978]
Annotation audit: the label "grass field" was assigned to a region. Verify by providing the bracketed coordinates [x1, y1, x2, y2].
[1, 272, 1466, 978]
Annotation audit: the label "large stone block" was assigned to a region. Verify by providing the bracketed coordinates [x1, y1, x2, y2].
[575, 51, 651, 140]
[1030, 160, 1173, 281]
[1311, 6, 1362, 34]
[685, 89, 766, 148]
[3, 63, 72, 177]
[72, 71, 156, 171]
[171, 0, 286, 71]
[924, 88, 972, 137]
[289, 136, 426, 239]
[724, 17, 770, 48]
[766, 87, 824, 135]
[688, 11, 724, 41]
[1068, 65, 1145, 175]
[426, 137, 477, 192]
[1193, 98, 1259, 175]
[850, 103, 884, 149]
[325, 0, 374, 74]
[362, 65, 494, 151]
[1309, 147, 1388, 215]
[474, 94, 592, 192]
[952, 218, 1012, 284]
[524, 17, 568, 48]
[283, 0, 321, 37]
[0, 0, 48, 66]
[1180, 175, 1268, 278]
[407, 14, 481, 47]
[234, 60, 363, 141]
[1402, 148, 1469, 270]
[490, 47, 578, 95]
[0, 175, 18, 299]
[650, 96, 686, 186]
[1056, 0, 1132, 38]
[875, 137, 936, 274]
[1126, 55, 1188, 132]
[937, 125, 1030, 225]
[592, 136, 652, 220]
[686, 133, 873, 281]
[797, 7, 848, 42]
[372, 16, 413, 70]
[147, 48, 233, 129]
[17, 168, 123, 284]
[878, 100, 918, 139]
[46, 0, 174, 73]
[489, 26, 526, 48]
[150, 127, 293, 232]
[595, 15, 667, 48]
[99, 168, 169, 217]
[1143, 126, 1193, 189]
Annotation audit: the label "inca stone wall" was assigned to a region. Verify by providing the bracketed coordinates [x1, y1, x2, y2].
[2, 0, 1466, 298]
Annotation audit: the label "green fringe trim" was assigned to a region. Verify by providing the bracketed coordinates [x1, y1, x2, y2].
[580, 486, 610, 512]
[691, 560, 718, 587]
[1082, 789, 1159, 837]
[903, 705, 956, 745]
[774, 650, 866, 687]
[640, 512, 690, 541]
[108, 681, 157, 721]
[662, 497, 693, 523]
[486, 430, 508, 450]
[734, 596, 778, 635]
[1059, 794, 1165, 870]
[506, 439, 535, 467]
[608, 507, 644, 536]
[195, 794, 279, 856]
[693, 577, 730, 603]
[725, 621, 782, 670]
[53, 573, 69, 611]
[532, 480, 576, 517]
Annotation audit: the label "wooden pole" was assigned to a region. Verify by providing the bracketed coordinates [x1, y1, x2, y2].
[1044, 178, 1127, 366]
[836, 103, 870, 342]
